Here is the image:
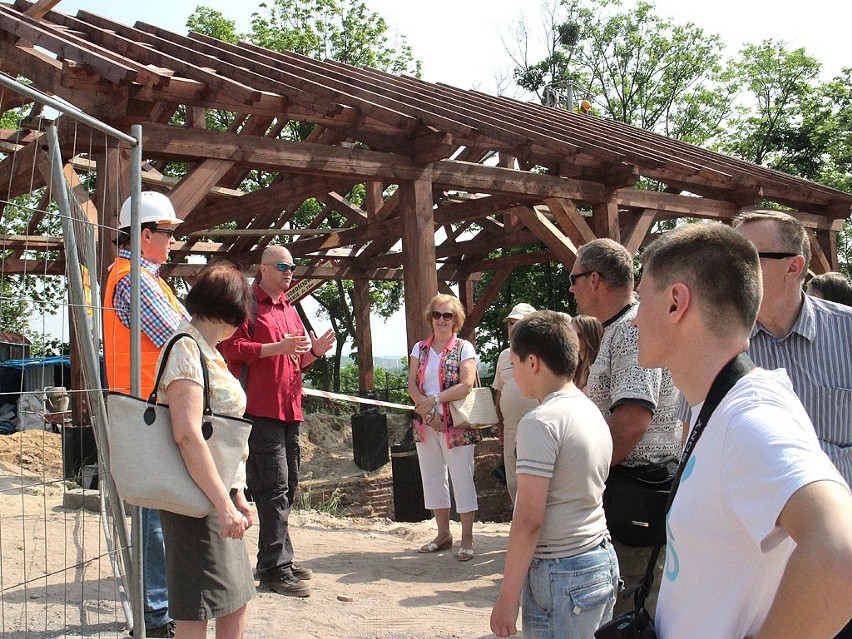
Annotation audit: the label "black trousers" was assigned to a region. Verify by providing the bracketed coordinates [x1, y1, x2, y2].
[245, 416, 301, 580]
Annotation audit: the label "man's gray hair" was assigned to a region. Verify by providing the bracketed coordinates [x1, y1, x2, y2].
[575, 238, 634, 290]
[733, 210, 811, 282]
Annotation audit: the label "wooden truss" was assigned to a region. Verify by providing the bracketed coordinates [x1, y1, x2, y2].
[1, 0, 850, 386]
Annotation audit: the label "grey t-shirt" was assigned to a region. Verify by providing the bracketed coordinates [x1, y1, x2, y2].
[516, 388, 612, 558]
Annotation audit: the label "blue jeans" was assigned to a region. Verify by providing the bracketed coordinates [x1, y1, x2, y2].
[522, 539, 619, 639]
[142, 507, 171, 627]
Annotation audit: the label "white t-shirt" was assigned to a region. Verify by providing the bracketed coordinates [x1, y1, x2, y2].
[410, 339, 476, 415]
[657, 368, 848, 639]
[492, 348, 540, 431]
[516, 388, 612, 558]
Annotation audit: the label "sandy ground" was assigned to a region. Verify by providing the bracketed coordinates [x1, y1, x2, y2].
[0, 421, 513, 639]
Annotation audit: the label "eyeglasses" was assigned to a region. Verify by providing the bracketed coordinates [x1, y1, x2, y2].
[431, 311, 454, 321]
[569, 270, 595, 285]
[151, 228, 176, 238]
[267, 262, 297, 272]
[757, 252, 798, 260]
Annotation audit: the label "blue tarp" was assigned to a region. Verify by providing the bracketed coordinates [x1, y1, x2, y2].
[0, 356, 71, 369]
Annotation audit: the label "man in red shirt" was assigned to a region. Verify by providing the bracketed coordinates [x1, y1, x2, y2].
[220, 245, 335, 597]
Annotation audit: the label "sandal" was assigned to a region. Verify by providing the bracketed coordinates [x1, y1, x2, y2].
[457, 546, 475, 562]
[418, 535, 453, 553]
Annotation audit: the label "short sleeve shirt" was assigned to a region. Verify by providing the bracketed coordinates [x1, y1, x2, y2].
[586, 303, 681, 465]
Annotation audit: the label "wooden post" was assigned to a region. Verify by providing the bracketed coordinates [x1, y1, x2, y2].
[592, 199, 620, 243]
[457, 276, 475, 343]
[353, 277, 375, 391]
[400, 177, 437, 352]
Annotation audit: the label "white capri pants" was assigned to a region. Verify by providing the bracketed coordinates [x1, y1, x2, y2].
[415, 425, 478, 514]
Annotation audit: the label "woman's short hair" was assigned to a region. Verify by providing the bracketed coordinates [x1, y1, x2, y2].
[641, 223, 762, 335]
[511, 310, 578, 379]
[185, 261, 253, 327]
[424, 293, 466, 333]
[575, 238, 634, 290]
[807, 272, 852, 307]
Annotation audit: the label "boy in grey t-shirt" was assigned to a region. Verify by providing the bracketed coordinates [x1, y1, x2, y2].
[490, 310, 618, 639]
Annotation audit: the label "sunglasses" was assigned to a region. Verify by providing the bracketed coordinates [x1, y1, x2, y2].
[757, 252, 798, 260]
[269, 262, 297, 272]
[569, 270, 595, 285]
[431, 311, 454, 321]
[151, 228, 176, 238]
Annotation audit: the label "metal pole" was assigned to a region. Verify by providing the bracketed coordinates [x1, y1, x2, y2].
[44, 125, 134, 628]
[0, 74, 136, 144]
[129, 124, 146, 639]
[566, 83, 575, 112]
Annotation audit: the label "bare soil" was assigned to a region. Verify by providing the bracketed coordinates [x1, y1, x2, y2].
[0, 415, 511, 638]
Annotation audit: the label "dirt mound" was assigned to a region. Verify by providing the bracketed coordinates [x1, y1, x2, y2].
[0, 430, 64, 479]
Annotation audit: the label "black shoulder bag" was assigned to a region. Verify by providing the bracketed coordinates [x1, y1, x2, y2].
[595, 352, 755, 639]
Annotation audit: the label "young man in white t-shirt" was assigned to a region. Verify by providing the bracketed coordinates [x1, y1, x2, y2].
[633, 222, 852, 639]
[490, 310, 618, 638]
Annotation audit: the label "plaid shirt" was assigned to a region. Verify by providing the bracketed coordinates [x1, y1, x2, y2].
[112, 249, 189, 348]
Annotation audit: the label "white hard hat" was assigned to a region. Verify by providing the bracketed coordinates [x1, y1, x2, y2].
[118, 191, 183, 229]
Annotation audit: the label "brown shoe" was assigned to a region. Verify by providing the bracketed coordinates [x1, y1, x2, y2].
[291, 563, 313, 580]
[259, 569, 310, 597]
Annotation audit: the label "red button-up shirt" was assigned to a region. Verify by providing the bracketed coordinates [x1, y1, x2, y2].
[219, 282, 310, 422]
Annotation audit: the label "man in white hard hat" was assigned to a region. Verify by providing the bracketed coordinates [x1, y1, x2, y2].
[492, 302, 540, 502]
[103, 191, 189, 638]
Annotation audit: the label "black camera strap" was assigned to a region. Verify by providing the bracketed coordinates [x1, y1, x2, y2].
[632, 352, 755, 612]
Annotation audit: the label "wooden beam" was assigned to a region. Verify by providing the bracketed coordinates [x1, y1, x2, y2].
[169, 159, 235, 220]
[460, 267, 511, 339]
[543, 197, 596, 246]
[140, 124, 605, 201]
[592, 199, 620, 242]
[23, 0, 61, 19]
[614, 187, 739, 219]
[810, 230, 836, 273]
[622, 209, 658, 256]
[513, 206, 579, 265]
[352, 278, 374, 391]
[400, 176, 437, 352]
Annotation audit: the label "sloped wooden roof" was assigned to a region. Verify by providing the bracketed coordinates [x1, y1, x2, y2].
[0, 0, 849, 288]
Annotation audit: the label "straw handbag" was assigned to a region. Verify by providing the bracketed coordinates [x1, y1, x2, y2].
[449, 372, 498, 429]
[106, 333, 252, 517]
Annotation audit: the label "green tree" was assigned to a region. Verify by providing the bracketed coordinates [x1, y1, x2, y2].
[717, 41, 823, 170]
[186, 2, 419, 390]
[249, 0, 420, 76]
[509, 0, 734, 142]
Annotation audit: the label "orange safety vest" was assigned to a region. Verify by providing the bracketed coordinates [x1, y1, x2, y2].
[102, 257, 183, 398]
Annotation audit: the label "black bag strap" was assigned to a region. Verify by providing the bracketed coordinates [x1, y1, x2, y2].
[149, 332, 214, 421]
[632, 352, 755, 613]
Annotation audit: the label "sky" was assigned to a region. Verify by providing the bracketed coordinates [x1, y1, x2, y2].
[39, 0, 852, 356]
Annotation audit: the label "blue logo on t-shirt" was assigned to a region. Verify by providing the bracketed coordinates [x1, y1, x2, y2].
[665, 455, 696, 582]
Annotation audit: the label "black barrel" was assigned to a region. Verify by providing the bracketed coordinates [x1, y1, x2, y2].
[390, 442, 431, 522]
[351, 411, 389, 471]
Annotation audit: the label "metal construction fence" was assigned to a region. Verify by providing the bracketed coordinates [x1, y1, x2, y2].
[0, 74, 141, 638]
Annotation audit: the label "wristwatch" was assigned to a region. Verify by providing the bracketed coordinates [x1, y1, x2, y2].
[432, 394, 441, 405]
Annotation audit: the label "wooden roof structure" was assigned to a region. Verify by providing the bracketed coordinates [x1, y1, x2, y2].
[1, 0, 851, 382]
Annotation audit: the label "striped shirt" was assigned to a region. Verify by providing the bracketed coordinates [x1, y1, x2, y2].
[112, 249, 189, 348]
[748, 294, 852, 485]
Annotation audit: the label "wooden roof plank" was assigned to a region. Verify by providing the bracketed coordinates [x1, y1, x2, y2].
[52, 11, 262, 106]
[0, 4, 154, 86]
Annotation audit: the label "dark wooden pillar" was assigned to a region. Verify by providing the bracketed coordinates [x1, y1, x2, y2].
[94, 147, 131, 293]
[352, 277, 375, 391]
[400, 177, 437, 352]
[458, 276, 475, 343]
[592, 198, 620, 243]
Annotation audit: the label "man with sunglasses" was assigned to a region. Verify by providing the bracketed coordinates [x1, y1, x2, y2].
[220, 245, 335, 598]
[103, 191, 190, 638]
[734, 210, 852, 639]
[568, 238, 681, 616]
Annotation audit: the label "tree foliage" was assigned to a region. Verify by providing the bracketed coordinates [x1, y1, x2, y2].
[184, 1, 419, 389]
[509, 0, 734, 142]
